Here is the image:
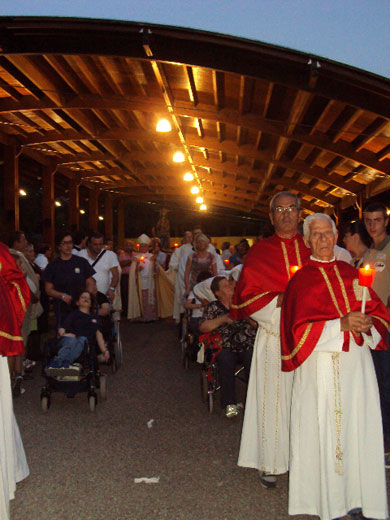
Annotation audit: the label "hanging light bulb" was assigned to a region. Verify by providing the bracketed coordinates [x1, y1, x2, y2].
[183, 172, 194, 182]
[173, 151, 185, 163]
[55, 200, 62, 207]
[19, 189, 27, 196]
[98, 215, 104, 221]
[190, 186, 200, 194]
[196, 196, 204, 204]
[200, 204, 207, 211]
[80, 209, 85, 214]
[156, 119, 172, 132]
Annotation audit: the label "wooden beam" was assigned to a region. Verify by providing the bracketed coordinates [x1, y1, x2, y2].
[3, 143, 20, 230]
[104, 192, 113, 239]
[212, 71, 225, 111]
[69, 177, 80, 231]
[42, 163, 57, 251]
[88, 187, 100, 231]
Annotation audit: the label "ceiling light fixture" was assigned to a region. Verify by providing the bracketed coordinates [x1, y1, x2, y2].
[55, 200, 62, 207]
[98, 215, 104, 221]
[190, 186, 200, 194]
[80, 209, 85, 214]
[196, 196, 204, 204]
[19, 189, 27, 196]
[173, 151, 185, 163]
[183, 172, 194, 182]
[200, 204, 207, 211]
[156, 119, 172, 132]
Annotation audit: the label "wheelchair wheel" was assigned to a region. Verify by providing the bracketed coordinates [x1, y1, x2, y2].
[88, 393, 97, 412]
[99, 374, 107, 400]
[41, 395, 50, 413]
[200, 370, 208, 402]
[111, 355, 117, 374]
[181, 338, 189, 369]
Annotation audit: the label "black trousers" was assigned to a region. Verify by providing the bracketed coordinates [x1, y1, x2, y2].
[120, 274, 129, 317]
[372, 349, 390, 440]
[216, 348, 253, 408]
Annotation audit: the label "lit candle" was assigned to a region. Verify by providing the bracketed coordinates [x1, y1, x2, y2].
[140, 256, 145, 262]
[174, 243, 179, 248]
[136, 243, 140, 250]
[358, 264, 375, 313]
[289, 265, 302, 276]
[224, 258, 230, 266]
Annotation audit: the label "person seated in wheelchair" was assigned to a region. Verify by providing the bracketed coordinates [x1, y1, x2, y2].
[184, 270, 213, 359]
[199, 276, 256, 418]
[46, 290, 110, 376]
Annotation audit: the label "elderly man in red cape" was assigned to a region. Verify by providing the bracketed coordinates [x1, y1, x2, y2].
[231, 191, 310, 488]
[281, 213, 389, 520]
[0, 241, 30, 519]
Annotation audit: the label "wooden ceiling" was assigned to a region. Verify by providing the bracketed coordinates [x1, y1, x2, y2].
[0, 17, 389, 218]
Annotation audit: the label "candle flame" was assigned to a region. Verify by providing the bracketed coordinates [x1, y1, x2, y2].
[364, 264, 370, 271]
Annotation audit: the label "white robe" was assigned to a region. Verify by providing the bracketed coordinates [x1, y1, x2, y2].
[238, 297, 293, 474]
[289, 319, 388, 520]
[0, 356, 29, 520]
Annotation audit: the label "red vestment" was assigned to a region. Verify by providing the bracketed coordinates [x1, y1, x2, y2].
[281, 258, 390, 372]
[0, 242, 30, 356]
[231, 233, 310, 319]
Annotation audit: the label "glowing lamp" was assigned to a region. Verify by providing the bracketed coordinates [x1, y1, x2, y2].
[156, 119, 172, 132]
[196, 196, 204, 204]
[183, 172, 194, 182]
[55, 200, 62, 207]
[19, 189, 27, 196]
[224, 259, 230, 266]
[358, 264, 375, 313]
[136, 243, 140, 250]
[98, 215, 104, 221]
[80, 209, 85, 214]
[190, 186, 200, 194]
[199, 204, 207, 211]
[174, 243, 179, 248]
[140, 256, 145, 262]
[289, 265, 302, 276]
[173, 151, 185, 163]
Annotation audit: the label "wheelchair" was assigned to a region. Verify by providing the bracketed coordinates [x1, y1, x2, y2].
[199, 333, 247, 414]
[180, 309, 201, 370]
[97, 310, 123, 374]
[40, 336, 107, 413]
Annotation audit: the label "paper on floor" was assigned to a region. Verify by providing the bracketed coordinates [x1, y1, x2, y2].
[134, 477, 160, 484]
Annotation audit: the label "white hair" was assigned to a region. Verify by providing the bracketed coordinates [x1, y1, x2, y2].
[303, 213, 337, 239]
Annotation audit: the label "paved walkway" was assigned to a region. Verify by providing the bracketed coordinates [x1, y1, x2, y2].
[10, 321, 389, 520]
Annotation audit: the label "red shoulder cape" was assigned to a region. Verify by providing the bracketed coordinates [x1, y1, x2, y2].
[0, 242, 30, 356]
[281, 259, 390, 372]
[230, 233, 310, 319]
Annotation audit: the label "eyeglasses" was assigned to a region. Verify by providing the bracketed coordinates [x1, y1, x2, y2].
[274, 205, 298, 214]
[60, 240, 73, 245]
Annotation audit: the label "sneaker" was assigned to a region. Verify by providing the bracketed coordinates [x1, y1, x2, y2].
[45, 364, 81, 377]
[258, 470, 277, 489]
[12, 376, 23, 398]
[225, 404, 239, 418]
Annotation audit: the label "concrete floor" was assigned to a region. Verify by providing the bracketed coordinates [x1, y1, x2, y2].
[10, 321, 388, 520]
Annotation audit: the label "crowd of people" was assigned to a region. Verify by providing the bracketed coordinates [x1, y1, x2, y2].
[1, 192, 390, 519]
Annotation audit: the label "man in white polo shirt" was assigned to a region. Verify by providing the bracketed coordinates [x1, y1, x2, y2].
[78, 232, 119, 303]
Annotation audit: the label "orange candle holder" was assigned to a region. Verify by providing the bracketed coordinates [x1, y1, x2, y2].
[289, 265, 302, 276]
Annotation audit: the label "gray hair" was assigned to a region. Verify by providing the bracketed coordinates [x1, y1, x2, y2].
[269, 191, 301, 212]
[303, 213, 337, 239]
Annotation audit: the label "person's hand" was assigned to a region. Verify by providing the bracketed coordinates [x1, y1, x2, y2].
[103, 349, 110, 362]
[107, 288, 115, 302]
[340, 311, 372, 333]
[63, 294, 72, 305]
[224, 315, 233, 325]
[276, 293, 284, 307]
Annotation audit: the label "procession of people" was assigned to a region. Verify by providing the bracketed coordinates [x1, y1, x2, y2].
[2, 194, 390, 520]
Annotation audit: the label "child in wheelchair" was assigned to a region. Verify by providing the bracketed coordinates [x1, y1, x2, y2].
[46, 290, 110, 377]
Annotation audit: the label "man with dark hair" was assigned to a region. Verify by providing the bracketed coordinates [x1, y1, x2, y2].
[231, 191, 310, 488]
[44, 231, 95, 329]
[72, 230, 88, 254]
[363, 202, 390, 462]
[78, 232, 119, 303]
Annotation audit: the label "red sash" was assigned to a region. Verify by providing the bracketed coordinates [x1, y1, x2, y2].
[281, 259, 390, 371]
[231, 233, 310, 319]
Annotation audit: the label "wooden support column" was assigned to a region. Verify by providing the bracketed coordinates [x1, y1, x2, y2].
[3, 143, 20, 231]
[42, 163, 57, 252]
[88, 187, 99, 232]
[117, 198, 125, 246]
[104, 192, 113, 239]
[69, 177, 81, 232]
